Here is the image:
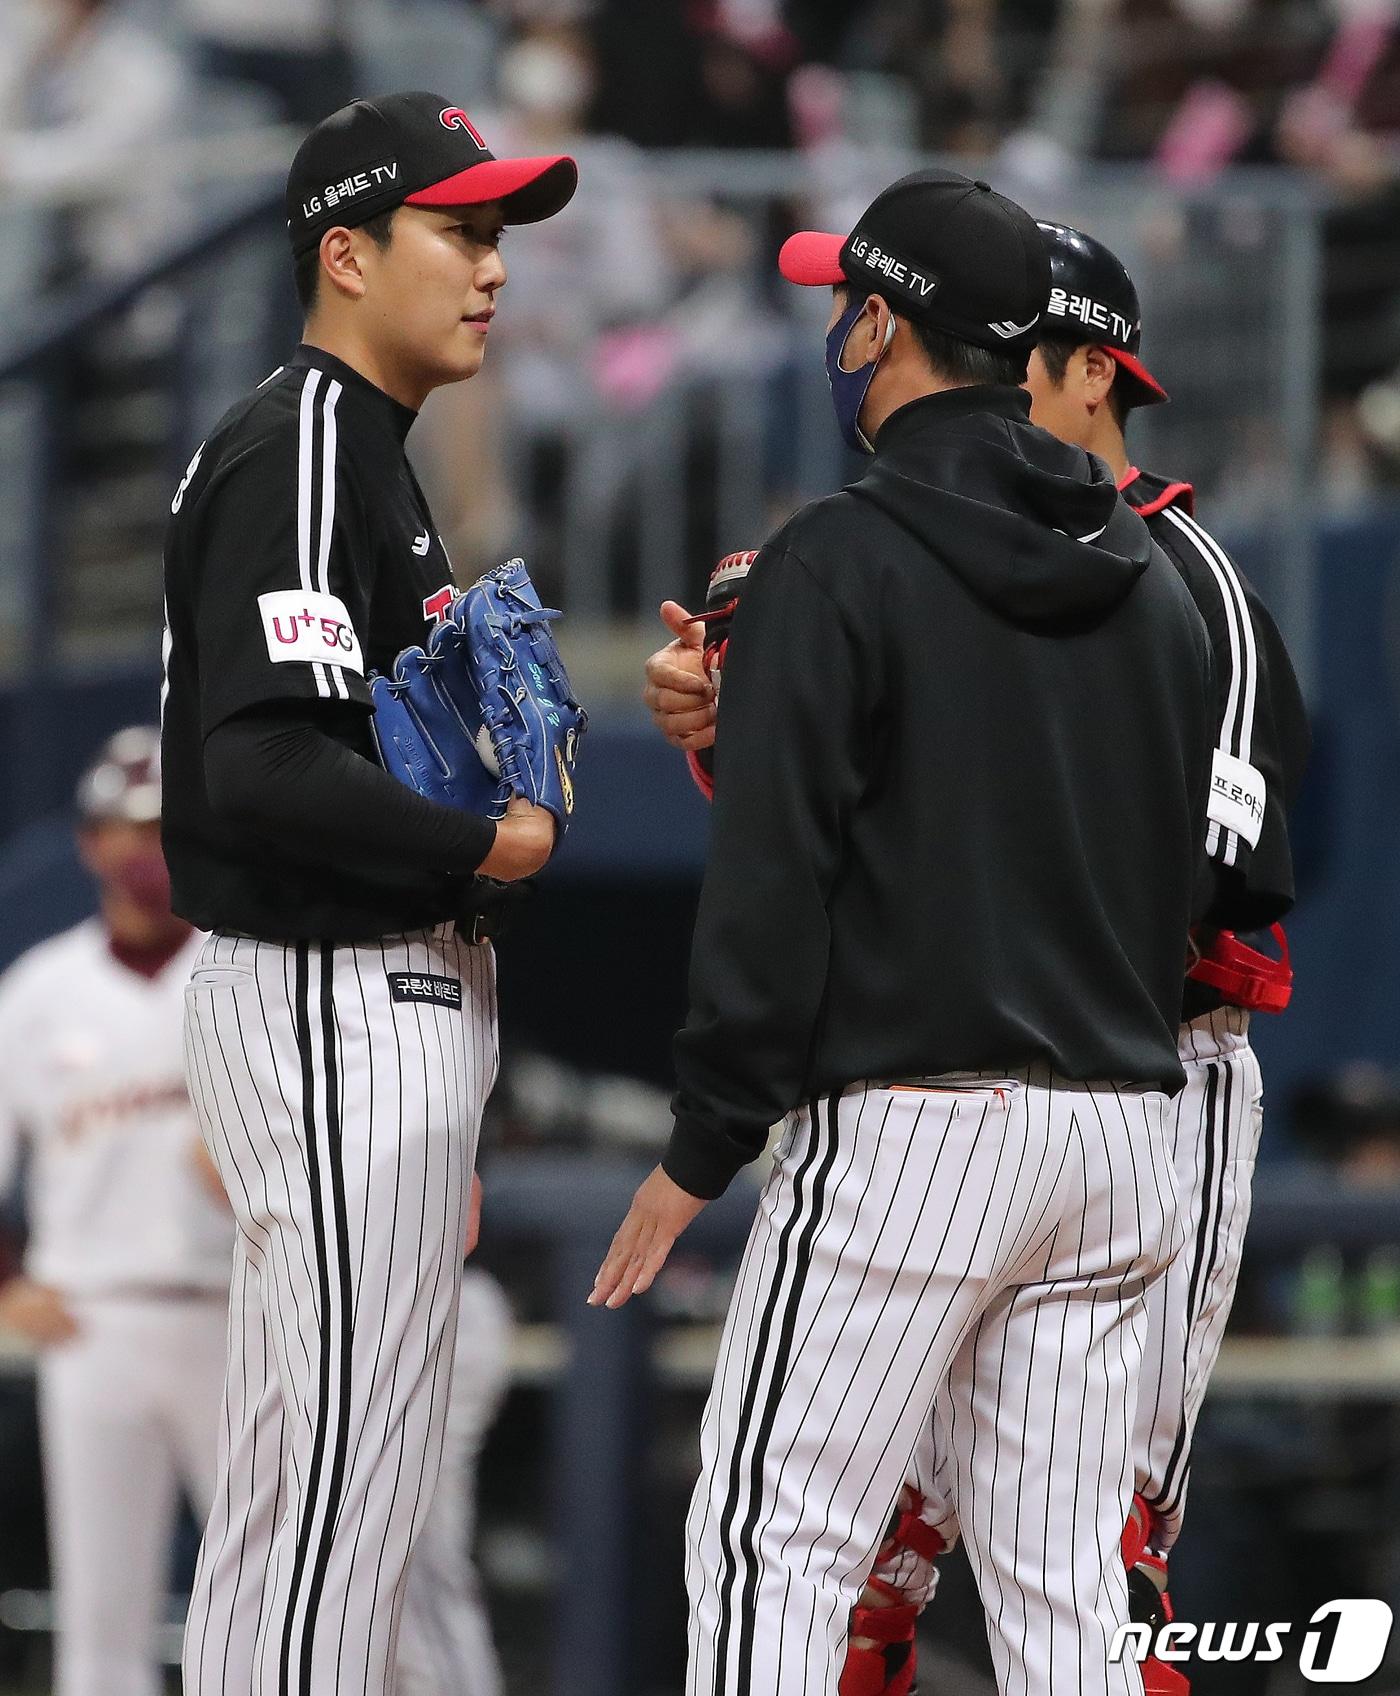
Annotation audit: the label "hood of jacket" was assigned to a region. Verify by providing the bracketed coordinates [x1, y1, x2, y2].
[850, 386, 1154, 630]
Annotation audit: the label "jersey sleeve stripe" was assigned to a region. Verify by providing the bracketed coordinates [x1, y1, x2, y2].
[1182, 508, 1260, 868]
[1172, 507, 1259, 765]
[296, 369, 332, 700]
[1161, 505, 1258, 868]
[315, 381, 347, 701]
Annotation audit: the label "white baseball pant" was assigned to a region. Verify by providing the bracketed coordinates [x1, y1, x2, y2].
[892, 1009, 1263, 1590]
[39, 1293, 226, 1696]
[396, 1266, 513, 1696]
[685, 1069, 1181, 1696]
[180, 927, 497, 1696]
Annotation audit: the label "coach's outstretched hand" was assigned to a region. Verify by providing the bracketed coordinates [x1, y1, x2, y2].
[644, 601, 715, 752]
[589, 1165, 707, 1309]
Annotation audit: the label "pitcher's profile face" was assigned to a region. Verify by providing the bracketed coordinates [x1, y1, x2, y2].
[353, 202, 507, 391]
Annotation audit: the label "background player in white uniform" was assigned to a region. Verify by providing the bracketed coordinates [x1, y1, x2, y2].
[161, 95, 574, 1696]
[0, 728, 231, 1696]
[0, 725, 514, 1696]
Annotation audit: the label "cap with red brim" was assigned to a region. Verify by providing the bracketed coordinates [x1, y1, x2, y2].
[776, 170, 1052, 365]
[406, 153, 578, 224]
[783, 224, 1170, 403]
[778, 230, 846, 286]
[1106, 346, 1169, 405]
[286, 93, 580, 256]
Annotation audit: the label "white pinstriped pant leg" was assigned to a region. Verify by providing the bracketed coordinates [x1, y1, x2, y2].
[1134, 1010, 1261, 1552]
[394, 1269, 513, 1696]
[684, 1073, 1180, 1696]
[180, 930, 497, 1696]
[181, 1240, 289, 1696]
[936, 1079, 1183, 1696]
[905, 1016, 1262, 1572]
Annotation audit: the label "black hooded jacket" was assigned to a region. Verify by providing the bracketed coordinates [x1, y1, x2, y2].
[665, 386, 1216, 1199]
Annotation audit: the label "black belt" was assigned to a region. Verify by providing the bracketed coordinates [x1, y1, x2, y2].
[459, 878, 530, 944]
[459, 909, 497, 944]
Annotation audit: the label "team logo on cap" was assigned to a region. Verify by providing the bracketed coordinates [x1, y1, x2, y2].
[439, 108, 487, 148]
[987, 312, 1041, 340]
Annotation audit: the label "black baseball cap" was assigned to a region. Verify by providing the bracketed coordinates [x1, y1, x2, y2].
[1037, 221, 1168, 406]
[286, 91, 578, 258]
[779, 168, 1051, 364]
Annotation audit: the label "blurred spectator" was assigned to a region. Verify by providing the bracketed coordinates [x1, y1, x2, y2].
[488, 20, 673, 381]
[176, 0, 349, 126]
[588, 0, 701, 144]
[1273, 18, 1400, 494]
[846, 0, 1008, 152]
[687, 2, 800, 148]
[588, 0, 797, 147]
[417, 18, 676, 584]
[785, 0, 868, 61]
[0, 0, 191, 279]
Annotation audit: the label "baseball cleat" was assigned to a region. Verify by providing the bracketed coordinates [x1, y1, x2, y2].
[1130, 1552, 1190, 1696]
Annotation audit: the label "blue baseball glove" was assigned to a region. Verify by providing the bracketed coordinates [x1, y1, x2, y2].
[369, 559, 585, 832]
[370, 608, 512, 820]
[454, 559, 586, 829]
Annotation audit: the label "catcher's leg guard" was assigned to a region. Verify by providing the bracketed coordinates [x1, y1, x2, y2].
[1121, 1491, 1152, 1571]
[840, 1490, 947, 1696]
[1127, 1540, 1190, 1696]
[842, 1581, 921, 1696]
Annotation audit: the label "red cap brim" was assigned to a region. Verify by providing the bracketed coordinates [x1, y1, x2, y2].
[778, 230, 846, 286]
[1108, 347, 1169, 405]
[406, 154, 578, 223]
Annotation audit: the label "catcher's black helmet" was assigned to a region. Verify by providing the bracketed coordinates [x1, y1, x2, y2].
[1036, 221, 1168, 408]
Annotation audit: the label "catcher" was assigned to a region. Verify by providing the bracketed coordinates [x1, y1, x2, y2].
[163, 89, 583, 1696]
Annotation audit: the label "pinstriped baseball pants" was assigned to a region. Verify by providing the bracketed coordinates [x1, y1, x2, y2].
[179, 928, 497, 1696]
[684, 1069, 1182, 1696]
[1134, 1009, 1261, 1550]
[907, 1009, 1262, 1570]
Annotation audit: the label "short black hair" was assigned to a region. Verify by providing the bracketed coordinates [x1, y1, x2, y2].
[294, 207, 399, 314]
[1036, 334, 1131, 430]
[907, 319, 1025, 388]
[832, 284, 1023, 387]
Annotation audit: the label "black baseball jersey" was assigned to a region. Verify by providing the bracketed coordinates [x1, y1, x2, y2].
[162, 345, 474, 939]
[665, 387, 1216, 1199]
[1120, 467, 1310, 1016]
